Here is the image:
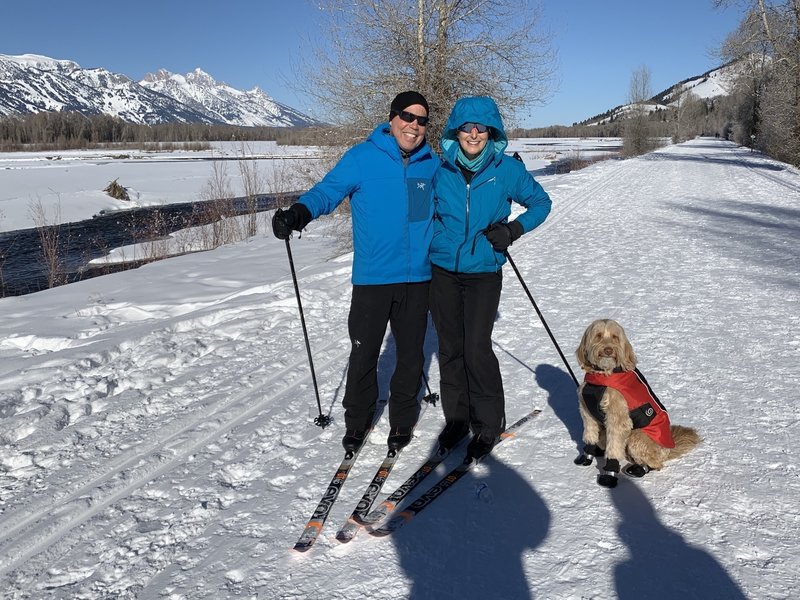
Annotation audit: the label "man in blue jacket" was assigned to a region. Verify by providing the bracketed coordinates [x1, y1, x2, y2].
[272, 91, 440, 454]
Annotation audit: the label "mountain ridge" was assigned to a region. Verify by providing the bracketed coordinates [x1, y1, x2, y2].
[579, 61, 739, 126]
[0, 53, 318, 128]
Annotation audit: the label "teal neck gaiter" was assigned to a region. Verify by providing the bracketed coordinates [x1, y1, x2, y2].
[456, 142, 492, 172]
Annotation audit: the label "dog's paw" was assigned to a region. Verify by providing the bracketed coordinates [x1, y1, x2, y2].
[574, 454, 594, 466]
[585, 444, 605, 457]
[597, 472, 619, 488]
[623, 464, 651, 478]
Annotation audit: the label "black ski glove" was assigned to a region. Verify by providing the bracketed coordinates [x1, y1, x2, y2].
[272, 203, 312, 240]
[485, 220, 523, 252]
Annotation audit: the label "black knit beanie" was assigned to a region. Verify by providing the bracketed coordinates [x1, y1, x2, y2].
[390, 91, 429, 119]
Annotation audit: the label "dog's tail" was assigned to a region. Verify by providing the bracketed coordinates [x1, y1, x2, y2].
[668, 425, 702, 460]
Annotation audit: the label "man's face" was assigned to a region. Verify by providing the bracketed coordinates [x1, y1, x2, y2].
[389, 104, 428, 153]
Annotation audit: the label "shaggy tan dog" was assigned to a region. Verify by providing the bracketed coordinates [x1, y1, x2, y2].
[574, 319, 701, 488]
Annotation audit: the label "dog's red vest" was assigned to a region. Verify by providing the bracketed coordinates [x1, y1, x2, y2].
[584, 369, 675, 448]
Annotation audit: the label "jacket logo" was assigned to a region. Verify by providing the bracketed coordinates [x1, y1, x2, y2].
[417, 182, 426, 190]
[645, 407, 654, 417]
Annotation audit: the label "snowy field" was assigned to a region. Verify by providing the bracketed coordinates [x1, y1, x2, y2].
[0, 138, 799, 599]
[0, 141, 322, 234]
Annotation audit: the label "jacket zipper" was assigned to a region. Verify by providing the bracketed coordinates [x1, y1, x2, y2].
[454, 172, 497, 271]
[403, 158, 411, 281]
[454, 179, 470, 272]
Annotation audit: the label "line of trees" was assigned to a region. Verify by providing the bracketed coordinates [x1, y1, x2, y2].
[0, 112, 344, 152]
[511, 96, 727, 142]
[713, 0, 800, 166]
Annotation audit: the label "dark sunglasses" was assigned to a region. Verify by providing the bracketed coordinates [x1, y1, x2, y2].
[458, 122, 489, 133]
[393, 110, 429, 126]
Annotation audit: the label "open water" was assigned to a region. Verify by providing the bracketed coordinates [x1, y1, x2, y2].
[0, 193, 299, 297]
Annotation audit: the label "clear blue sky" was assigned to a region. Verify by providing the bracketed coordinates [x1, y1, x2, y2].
[2, 0, 747, 128]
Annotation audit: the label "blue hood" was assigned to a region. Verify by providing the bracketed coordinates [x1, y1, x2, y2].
[440, 96, 508, 163]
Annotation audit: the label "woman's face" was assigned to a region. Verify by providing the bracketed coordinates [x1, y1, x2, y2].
[457, 124, 489, 159]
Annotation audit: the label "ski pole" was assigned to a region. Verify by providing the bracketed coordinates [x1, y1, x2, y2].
[420, 370, 439, 405]
[283, 238, 332, 427]
[504, 250, 579, 386]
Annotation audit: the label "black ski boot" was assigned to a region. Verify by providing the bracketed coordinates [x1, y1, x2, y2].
[342, 429, 367, 454]
[387, 426, 413, 451]
[437, 422, 469, 454]
[466, 433, 496, 462]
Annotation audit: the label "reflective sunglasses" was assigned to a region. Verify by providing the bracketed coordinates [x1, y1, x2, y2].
[394, 110, 429, 126]
[458, 122, 489, 134]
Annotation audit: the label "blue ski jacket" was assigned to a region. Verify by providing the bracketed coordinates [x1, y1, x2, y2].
[430, 96, 551, 273]
[299, 123, 440, 285]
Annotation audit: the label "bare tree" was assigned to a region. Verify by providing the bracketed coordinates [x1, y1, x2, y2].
[671, 87, 710, 142]
[293, 0, 556, 147]
[198, 155, 239, 248]
[29, 197, 65, 288]
[623, 65, 657, 156]
[714, 0, 800, 164]
[629, 64, 653, 106]
[237, 142, 264, 238]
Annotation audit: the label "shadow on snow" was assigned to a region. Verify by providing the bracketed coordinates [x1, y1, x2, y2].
[392, 452, 550, 600]
[612, 482, 748, 600]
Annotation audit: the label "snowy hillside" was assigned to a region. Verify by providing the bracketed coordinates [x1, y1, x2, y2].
[585, 61, 739, 126]
[0, 139, 798, 599]
[659, 62, 739, 104]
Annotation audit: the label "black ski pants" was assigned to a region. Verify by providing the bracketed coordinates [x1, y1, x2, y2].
[430, 264, 505, 440]
[342, 282, 429, 432]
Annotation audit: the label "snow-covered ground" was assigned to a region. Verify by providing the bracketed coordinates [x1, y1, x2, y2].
[1, 138, 798, 599]
[0, 141, 322, 233]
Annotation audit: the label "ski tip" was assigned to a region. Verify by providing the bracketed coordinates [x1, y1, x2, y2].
[360, 503, 392, 526]
[367, 525, 392, 538]
[368, 512, 411, 537]
[292, 542, 313, 553]
[336, 520, 360, 543]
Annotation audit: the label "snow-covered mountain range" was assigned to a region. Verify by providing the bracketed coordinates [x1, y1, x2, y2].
[0, 53, 319, 127]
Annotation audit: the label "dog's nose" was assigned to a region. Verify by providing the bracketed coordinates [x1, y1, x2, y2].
[602, 347, 614, 356]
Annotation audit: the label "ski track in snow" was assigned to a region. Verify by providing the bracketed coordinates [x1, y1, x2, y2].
[0, 138, 798, 599]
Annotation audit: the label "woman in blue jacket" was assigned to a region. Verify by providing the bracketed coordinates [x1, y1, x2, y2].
[431, 96, 551, 460]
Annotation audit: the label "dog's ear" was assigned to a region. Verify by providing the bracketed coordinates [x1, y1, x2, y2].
[620, 334, 638, 370]
[576, 325, 592, 371]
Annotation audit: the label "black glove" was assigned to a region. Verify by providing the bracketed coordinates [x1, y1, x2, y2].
[272, 203, 312, 240]
[485, 220, 523, 252]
